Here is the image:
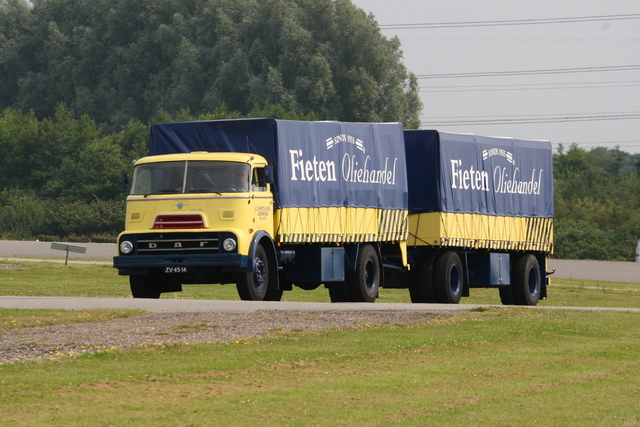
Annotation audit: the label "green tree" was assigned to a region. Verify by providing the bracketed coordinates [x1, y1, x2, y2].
[0, 0, 421, 129]
[553, 144, 640, 261]
[0, 107, 40, 191]
[0, 104, 130, 203]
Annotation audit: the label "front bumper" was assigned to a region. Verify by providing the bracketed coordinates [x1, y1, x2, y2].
[113, 253, 249, 274]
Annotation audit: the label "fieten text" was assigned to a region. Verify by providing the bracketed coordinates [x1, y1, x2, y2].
[451, 160, 543, 195]
[289, 150, 397, 185]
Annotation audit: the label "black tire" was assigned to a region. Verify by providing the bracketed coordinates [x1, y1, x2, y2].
[409, 253, 438, 303]
[329, 282, 351, 302]
[264, 288, 284, 301]
[236, 245, 270, 301]
[346, 244, 380, 303]
[498, 285, 515, 305]
[130, 275, 161, 299]
[434, 251, 463, 304]
[511, 254, 541, 306]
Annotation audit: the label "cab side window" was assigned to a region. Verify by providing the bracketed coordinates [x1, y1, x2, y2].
[253, 167, 268, 192]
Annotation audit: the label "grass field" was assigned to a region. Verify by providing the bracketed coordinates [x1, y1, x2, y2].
[1, 260, 639, 425]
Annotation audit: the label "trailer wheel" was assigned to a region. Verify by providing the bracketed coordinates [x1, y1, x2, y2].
[434, 251, 463, 304]
[511, 254, 541, 306]
[409, 253, 438, 303]
[346, 244, 380, 303]
[236, 245, 269, 301]
[130, 275, 161, 299]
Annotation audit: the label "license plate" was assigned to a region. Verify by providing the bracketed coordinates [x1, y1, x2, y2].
[165, 266, 188, 274]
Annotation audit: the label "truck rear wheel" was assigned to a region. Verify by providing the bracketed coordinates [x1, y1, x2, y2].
[130, 275, 161, 299]
[328, 282, 351, 302]
[346, 244, 380, 303]
[409, 253, 438, 303]
[434, 251, 463, 304]
[236, 245, 270, 301]
[511, 254, 541, 306]
[264, 288, 283, 301]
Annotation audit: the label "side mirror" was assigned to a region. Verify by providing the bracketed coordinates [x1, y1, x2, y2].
[122, 171, 130, 189]
[264, 166, 275, 184]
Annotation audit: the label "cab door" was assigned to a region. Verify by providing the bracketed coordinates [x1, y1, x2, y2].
[250, 166, 275, 237]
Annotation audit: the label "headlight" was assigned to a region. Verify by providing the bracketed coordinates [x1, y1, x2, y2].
[120, 240, 134, 254]
[223, 238, 237, 252]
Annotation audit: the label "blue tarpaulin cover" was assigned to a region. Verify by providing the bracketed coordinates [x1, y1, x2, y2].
[404, 130, 553, 218]
[150, 119, 408, 210]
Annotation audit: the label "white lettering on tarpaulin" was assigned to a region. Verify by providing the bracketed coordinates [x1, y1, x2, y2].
[290, 134, 399, 185]
[494, 167, 543, 195]
[342, 154, 398, 185]
[450, 153, 544, 196]
[326, 134, 365, 153]
[482, 148, 515, 165]
[450, 160, 489, 191]
[289, 149, 337, 182]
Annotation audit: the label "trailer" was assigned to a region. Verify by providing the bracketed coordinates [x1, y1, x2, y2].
[391, 130, 554, 305]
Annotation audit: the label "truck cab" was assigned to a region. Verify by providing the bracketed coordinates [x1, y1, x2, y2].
[114, 152, 277, 298]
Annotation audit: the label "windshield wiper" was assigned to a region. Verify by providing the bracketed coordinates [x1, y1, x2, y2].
[188, 189, 222, 195]
[143, 190, 181, 198]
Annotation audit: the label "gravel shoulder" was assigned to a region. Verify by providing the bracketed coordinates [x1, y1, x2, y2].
[0, 310, 450, 365]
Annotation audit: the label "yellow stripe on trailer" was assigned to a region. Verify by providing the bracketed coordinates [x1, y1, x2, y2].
[408, 212, 553, 253]
[275, 207, 408, 244]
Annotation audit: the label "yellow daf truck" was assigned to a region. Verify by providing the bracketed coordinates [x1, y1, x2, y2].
[114, 119, 409, 301]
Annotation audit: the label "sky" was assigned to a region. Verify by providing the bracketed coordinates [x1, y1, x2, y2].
[350, 0, 640, 154]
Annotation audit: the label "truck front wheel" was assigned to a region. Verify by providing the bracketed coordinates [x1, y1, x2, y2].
[130, 275, 161, 299]
[346, 244, 380, 303]
[434, 251, 463, 304]
[236, 245, 270, 301]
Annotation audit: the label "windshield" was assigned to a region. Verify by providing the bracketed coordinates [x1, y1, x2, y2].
[131, 161, 251, 195]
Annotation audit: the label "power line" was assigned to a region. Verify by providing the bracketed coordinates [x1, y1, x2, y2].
[416, 64, 640, 79]
[425, 111, 640, 119]
[402, 37, 640, 43]
[575, 140, 640, 147]
[380, 13, 640, 29]
[422, 79, 640, 89]
[420, 80, 640, 93]
[421, 112, 640, 126]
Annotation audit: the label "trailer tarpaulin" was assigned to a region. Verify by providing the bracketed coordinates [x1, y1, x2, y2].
[150, 119, 408, 210]
[405, 130, 553, 218]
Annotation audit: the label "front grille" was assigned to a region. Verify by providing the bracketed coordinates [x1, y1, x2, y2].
[153, 214, 205, 229]
[129, 232, 223, 255]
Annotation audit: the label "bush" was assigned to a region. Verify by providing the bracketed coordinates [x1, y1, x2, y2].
[44, 198, 125, 238]
[0, 188, 46, 240]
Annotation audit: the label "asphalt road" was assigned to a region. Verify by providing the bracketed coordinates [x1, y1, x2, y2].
[0, 296, 637, 313]
[0, 240, 115, 260]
